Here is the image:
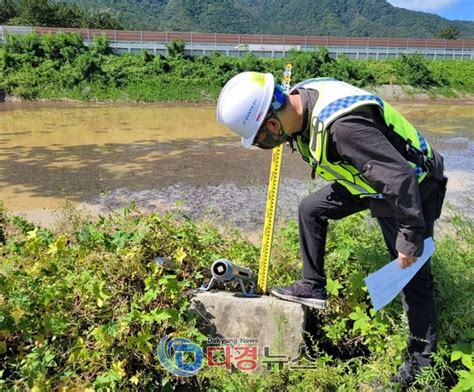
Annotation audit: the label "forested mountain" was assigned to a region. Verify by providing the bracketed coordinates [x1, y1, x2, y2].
[0, 0, 122, 29]
[17, 0, 474, 38]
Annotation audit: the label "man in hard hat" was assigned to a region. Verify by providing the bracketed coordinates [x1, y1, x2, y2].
[216, 72, 447, 387]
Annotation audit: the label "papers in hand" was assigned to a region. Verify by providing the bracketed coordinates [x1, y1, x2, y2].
[365, 237, 435, 311]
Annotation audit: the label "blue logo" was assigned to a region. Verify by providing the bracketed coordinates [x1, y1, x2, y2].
[157, 336, 204, 376]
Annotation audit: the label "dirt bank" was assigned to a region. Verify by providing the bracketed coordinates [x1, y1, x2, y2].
[371, 85, 474, 103]
[3, 85, 473, 105]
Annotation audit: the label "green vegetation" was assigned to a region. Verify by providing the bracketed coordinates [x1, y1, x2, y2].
[438, 26, 461, 40]
[2, 0, 474, 38]
[365, 57, 474, 97]
[57, 0, 474, 39]
[0, 0, 122, 29]
[1, 32, 473, 102]
[0, 199, 472, 390]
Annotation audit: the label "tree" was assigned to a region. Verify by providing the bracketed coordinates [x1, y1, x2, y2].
[11, 0, 123, 29]
[85, 10, 122, 30]
[54, 3, 85, 28]
[0, 0, 18, 24]
[166, 40, 186, 57]
[437, 26, 460, 40]
[18, 0, 57, 26]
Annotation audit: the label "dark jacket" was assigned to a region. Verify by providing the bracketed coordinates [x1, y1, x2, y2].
[296, 89, 445, 257]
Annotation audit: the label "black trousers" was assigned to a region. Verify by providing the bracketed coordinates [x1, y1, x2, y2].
[299, 182, 437, 364]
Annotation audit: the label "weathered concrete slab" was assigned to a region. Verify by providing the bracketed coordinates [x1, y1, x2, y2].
[190, 290, 307, 359]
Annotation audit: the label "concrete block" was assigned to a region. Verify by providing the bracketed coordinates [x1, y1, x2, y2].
[190, 290, 307, 359]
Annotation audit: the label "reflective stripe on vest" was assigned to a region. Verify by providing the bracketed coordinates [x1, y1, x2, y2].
[294, 79, 432, 197]
[382, 101, 432, 181]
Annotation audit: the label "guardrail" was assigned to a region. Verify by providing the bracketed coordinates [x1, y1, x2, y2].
[33, 27, 474, 49]
[1, 25, 473, 59]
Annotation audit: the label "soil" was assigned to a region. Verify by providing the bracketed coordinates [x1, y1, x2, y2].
[1, 99, 471, 241]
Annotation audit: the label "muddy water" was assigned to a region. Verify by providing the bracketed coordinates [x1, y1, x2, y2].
[0, 101, 472, 235]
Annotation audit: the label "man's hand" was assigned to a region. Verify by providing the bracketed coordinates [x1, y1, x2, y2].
[398, 252, 417, 268]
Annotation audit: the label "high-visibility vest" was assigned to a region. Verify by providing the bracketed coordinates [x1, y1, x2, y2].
[292, 78, 432, 197]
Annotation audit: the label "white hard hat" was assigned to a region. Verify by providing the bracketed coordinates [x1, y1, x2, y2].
[216, 72, 274, 148]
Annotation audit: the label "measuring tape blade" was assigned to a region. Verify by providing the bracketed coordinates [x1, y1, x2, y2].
[257, 64, 292, 294]
[257, 143, 283, 293]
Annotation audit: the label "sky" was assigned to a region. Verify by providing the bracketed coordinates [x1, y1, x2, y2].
[387, 0, 474, 21]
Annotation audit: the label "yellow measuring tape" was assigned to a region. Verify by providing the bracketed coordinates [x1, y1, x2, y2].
[257, 64, 293, 294]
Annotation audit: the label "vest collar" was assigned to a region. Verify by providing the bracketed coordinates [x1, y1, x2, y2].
[292, 88, 318, 141]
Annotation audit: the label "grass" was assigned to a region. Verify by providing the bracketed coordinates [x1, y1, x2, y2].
[1, 33, 473, 103]
[0, 200, 472, 390]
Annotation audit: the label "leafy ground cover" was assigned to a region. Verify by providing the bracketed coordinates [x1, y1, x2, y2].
[0, 200, 472, 390]
[0, 33, 473, 102]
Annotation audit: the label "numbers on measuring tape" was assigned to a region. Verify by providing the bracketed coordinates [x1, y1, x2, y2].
[257, 144, 283, 294]
[282, 64, 293, 92]
[257, 64, 293, 294]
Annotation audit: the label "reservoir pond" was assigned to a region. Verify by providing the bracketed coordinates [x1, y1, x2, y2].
[0, 101, 472, 233]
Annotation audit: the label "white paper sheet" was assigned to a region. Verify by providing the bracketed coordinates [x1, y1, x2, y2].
[365, 237, 435, 311]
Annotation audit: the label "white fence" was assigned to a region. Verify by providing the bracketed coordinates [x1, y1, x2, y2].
[1, 25, 473, 60]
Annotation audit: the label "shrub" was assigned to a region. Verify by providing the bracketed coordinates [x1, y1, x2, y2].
[1, 32, 472, 101]
[0, 205, 258, 389]
[0, 203, 471, 389]
[394, 54, 441, 88]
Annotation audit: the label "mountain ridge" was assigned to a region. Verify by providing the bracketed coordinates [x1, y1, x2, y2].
[62, 0, 474, 38]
